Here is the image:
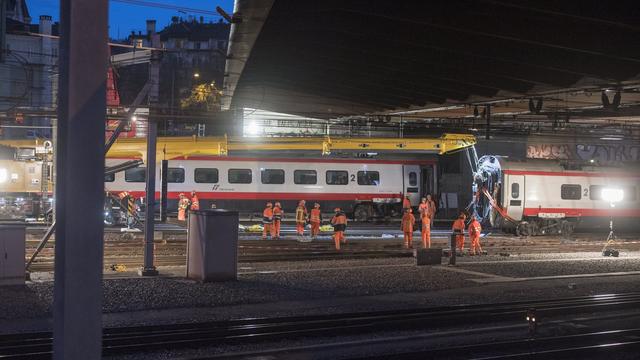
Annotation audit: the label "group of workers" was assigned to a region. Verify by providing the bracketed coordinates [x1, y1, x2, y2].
[262, 200, 348, 250]
[401, 195, 436, 249]
[452, 213, 484, 256]
[177, 191, 200, 221]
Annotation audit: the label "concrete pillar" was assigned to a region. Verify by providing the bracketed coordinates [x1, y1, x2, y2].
[53, 0, 108, 359]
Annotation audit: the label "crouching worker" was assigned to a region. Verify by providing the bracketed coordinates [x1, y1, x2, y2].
[331, 207, 347, 250]
[401, 208, 415, 249]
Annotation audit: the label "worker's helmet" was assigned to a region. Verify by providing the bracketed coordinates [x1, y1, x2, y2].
[266, 202, 273, 207]
[274, 202, 281, 207]
[191, 191, 196, 196]
[334, 207, 341, 212]
[421, 197, 427, 202]
[179, 193, 185, 197]
[314, 203, 320, 208]
[299, 200, 306, 206]
[459, 213, 466, 219]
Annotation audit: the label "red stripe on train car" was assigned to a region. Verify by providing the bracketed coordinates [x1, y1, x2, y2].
[124, 191, 404, 201]
[523, 208, 640, 217]
[503, 170, 640, 178]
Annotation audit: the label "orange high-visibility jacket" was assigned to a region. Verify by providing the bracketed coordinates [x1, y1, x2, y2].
[331, 212, 347, 232]
[402, 197, 411, 208]
[190, 196, 200, 210]
[310, 208, 321, 223]
[263, 207, 273, 224]
[296, 206, 307, 223]
[273, 206, 282, 220]
[401, 213, 415, 232]
[468, 220, 481, 237]
[452, 219, 465, 234]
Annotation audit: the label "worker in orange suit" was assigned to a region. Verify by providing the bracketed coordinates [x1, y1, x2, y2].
[468, 215, 483, 256]
[420, 206, 431, 249]
[331, 207, 347, 250]
[190, 191, 200, 211]
[401, 208, 415, 249]
[402, 195, 412, 210]
[178, 193, 190, 221]
[426, 194, 436, 227]
[295, 200, 308, 241]
[262, 202, 274, 240]
[272, 202, 283, 239]
[452, 213, 467, 252]
[309, 203, 322, 240]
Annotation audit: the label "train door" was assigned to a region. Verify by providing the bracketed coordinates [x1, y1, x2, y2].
[403, 165, 421, 206]
[421, 165, 436, 198]
[507, 174, 524, 221]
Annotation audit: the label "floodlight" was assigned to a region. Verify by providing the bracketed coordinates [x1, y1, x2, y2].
[0, 168, 7, 183]
[247, 121, 260, 136]
[602, 188, 624, 204]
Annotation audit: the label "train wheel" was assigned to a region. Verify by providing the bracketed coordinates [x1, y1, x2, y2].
[354, 205, 371, 222]
[561, 221, 574, 238]
[516, 222, 532, 238]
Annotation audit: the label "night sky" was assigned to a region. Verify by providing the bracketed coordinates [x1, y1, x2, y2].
[26, 0, 235, 39]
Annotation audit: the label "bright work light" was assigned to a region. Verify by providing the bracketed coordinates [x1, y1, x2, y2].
[602, 188, 624, 205]
[0, 168, 7, 183]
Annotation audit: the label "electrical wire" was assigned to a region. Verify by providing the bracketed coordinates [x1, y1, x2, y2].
[110, 0, 224, 17]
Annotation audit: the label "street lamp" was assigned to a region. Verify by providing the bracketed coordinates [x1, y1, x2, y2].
[601, 187, 624, 257]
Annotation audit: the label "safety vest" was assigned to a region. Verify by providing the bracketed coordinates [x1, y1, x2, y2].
[263, 208, 273, 224]
[179, 198, 190, 210]
[310, 209, 321, 223]
[452, 219, 465, 234]
[190, 196, 200, 211]
[273, 207, 282, 221]
[401, 213, 415, 232]
[468, 221, 481, 236]
[403, 198, 411, 209]
[296, 206, 307, 223]
[331, 212, 347, 232]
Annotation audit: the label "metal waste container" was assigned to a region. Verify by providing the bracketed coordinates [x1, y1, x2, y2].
[186, 209, 239, 281]
[0, 224, 26, 286]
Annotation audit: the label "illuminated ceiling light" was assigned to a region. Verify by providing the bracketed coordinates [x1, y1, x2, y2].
[193, 72, 200, 78]
[131, 115, 137, 122]
[599, 136, 623, 141]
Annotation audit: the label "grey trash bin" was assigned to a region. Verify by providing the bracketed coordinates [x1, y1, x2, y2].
[187, 209, 239, 281]
[0, 224, 26, 286]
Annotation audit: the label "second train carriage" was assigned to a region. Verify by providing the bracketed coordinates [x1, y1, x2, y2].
[105, 156, 438, 221]
[474, 156, 640, 235]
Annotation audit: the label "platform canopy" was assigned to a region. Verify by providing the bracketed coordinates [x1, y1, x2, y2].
[224, 1, 640, 119]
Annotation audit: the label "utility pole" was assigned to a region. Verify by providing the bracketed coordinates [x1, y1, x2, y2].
[53, 0, 108, 359]
[139, 31, 160, 276]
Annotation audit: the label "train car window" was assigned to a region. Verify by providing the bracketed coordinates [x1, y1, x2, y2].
[326, 170, 348, 185]
[228, 169, 252, 184]
[561, 184, 582, 200]
[261, 169, 285, 184]
[357, 171, 380, 186]
[294, 170, 317, 184]
[194, 168, 219, 183]
[409, 172, 417, 186]
[167, 168, 185, 183]
[511, 183, 520, 199]
[124, 167, 146, 182]
[105, 173, 115, 182]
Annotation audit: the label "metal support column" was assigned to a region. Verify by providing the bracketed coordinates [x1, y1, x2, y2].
[160, 159, 168, 222]
[485, 104, 491, 140]
[139, 31, 161, 276]
[53, 0, 108, 359]
[0, 0, 6, 63]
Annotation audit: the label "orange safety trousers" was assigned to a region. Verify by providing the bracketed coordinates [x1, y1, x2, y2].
[456, 234, 465, 251]
[262, 224, 272, 239]
[310, 221, 320, 237]
[404, 231, 413, 248]
[273, 220, 281, 238]
[421, 223, 431, 249]
[470, 235, 482, 254]
[296, 222, 305, 235]
[333, 231, 345, 250]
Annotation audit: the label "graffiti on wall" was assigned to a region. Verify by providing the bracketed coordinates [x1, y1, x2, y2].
[527, 143, 640, 164]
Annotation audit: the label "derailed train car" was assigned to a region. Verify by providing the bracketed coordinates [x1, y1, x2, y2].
[471, 156, 640, 235]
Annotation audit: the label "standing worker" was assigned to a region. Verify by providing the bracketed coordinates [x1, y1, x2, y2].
[178, 193, 190, 221]
[262, 202, 274, 240]
[418, 197, 428, 216]
[295, 200, 308, 242]
[190, 191, 200, 211]
[401, 208, 416, 249]
[452, 213, 467, 253]
[309, 203, 322, 240]
[402, 195, 412, 211]
[272, 202, 283, 239]
[426, 194, 436, 227]
[468, 215, 483, 255]
[118, 191, 137, 229]
[331, 207, 347, 250]
[420, 205, 431, 249]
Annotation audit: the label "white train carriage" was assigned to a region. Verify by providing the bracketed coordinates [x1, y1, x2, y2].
[476, 156, 640, 235]
[105, 156, 437, 220]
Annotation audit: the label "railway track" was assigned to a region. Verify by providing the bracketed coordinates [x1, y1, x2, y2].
[1, 293, 640, 359]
